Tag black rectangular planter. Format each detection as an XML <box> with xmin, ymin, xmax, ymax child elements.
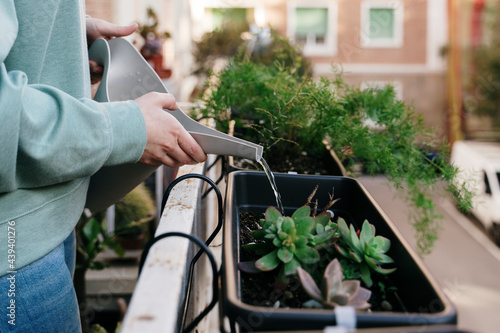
<box><xmin>221</xmin><ymin>171</ymin><xmax>457</xmax><ymax>332</ymax></box>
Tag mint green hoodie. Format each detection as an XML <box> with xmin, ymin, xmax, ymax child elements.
<box><xmin>0</xmin><ymin>0</ymin><xmax>147</xmax><ymax>276</ymax></box>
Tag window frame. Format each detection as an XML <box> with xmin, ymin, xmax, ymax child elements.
<box><xmin>287</xmin><ymin>0</ymin><xmax>338</xmax><ymax>57</ymax></box>
<box><xmin>360</xmin><ymin>0</ymin><xmax>404</xmax><ymax>48</ymax></box>
<box><xmin>193</xmin><ymin>0</ymin><xmax>259</xmax><ymax>33</ymax></box>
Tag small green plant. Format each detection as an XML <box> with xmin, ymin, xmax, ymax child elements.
<box><xmin>77</xmin><ymin>215</ymin><xmax>125</xmax><ymax>271</ymax></box>
<box><xmin>192</xmin><ymin>22</ymin><xmax>249</xmax><ymax>76</ymax></box>
<box><xmin>137</xmin><ymin>7</ymin><xmax>171</xmax><ymax>43</ymax></box>
<box><xmin>193</xmin><ymin>26</ymin><xmax>310</xmax><ymax>82</ymax></box>
<box><xmin>238</xmin><ymin>188</ymin><xmax>341</xmax><ymax>285</ymax></box>
<box><xmin>377</xmin><ymin>281</ymin><xmax>397</xmax><ymax>311</ymax></box>
<box><xmin>238</xmin><ymin>186</ymin><xmax>401</xmax><ymax>310</ymax></box>
<box><xmin>297</xmin><ymin>258</ymin><xmax>371</xmax><ymax>309</ymax></box>
<box><xmin>234</xmin><ymin>28</ymin><xmax>312</xmax><ymax>78</ymax></box>
<box><xmin>239</xmin><ymin>206</ymin><xmax>320</xmax><ymax>280</ymax></box>
<box><xmin>303</xmin><ymin>185</ymin><xmax>339</xmax><ymax>248</ymax></box>
<box><xmin>75</xmin><ymin>183</ymin><xmax>155</xmax><ymax>333</ymax></box>
<box><xmin>113</xmin><ymin>183</ymin><xmax>155</xmax><ymax>240</ymax></box>
<box><xmin>335</xmin><ymin>219</ymin><xmax>396</xmax><ymax>287</ymax></box>
<box><xmin>90</xmin><ymin>324</ymin><xmax>108</xmax><ymax>333</ymax></box>
<box><xmin>75</xmin><ymin>212</ymin><xmax>125</xmax><ymax>333</ymax></box>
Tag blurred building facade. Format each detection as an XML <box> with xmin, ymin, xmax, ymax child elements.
<box><xmin>86</xmin><ymin>0</ymin><xmax>451</xmax><ymax>138</ymax></box>
<box><xmin>452</xmin><ymin>0</ymin><xmax>500</xmax><ymax>142</ymax></box>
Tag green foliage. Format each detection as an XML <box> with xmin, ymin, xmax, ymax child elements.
<box><xmin>239</xmin><ymin>199</ymin><xmax>343</xmax><ymax>285</ymax></box>
<box><xmin>77</xmin><ymin>216</ymin><xmax>124</xmax><ymax>271</ymax></box>
<box><xmin>329</xmin><ymin>82</ymin><xmax>476</xmax><ymax>255</ymax></box>
<box><xmin>297</xmin><ymin>258</ymin><xmax>371</xmax><ymax>309</ymax></box>
<box><xmin>234</xmin><ymin>29</ymin><xmax>312</xmax><ymax>78</ymax></box>
<box><xmin>335</xmin><ymin>219</ymin><xmax>396</xmax><ymax>287</ymax></box>
<box><xmin>193</xmin><ymin>26</ymin><xmax>311</xmax><ymax>78</ymax></box>
<box><xmin>114</xmin><ymin>183</ymin><xmax>155</xmax><ymax>238</ymax></box>
<box><xmin>309</xmin><ymin>211</ymin><xmax>338</xmax><ymax>248</ymax></box>
<box><xmin>238</xmin><ymin>186</ymin><xmax>401</xmax><ymax>314</ymax></box>
<box><xmin>192</xmin><ymin>22</ymin><xmax>249</xmax><ymax>75</ymax></box>
<box><xmin>90</xmin><ymin>324</ymin><xmax>108</xmax><ymax>333</ymax></box>
<box><xmin>198</xmin><ymin>60</ymin><xmax>332</xmax><ymax>157</ymax></box>
<box><xmin>239</xmin><ymin>187</ymin><xmax>399</xmax><ymax>311</ymax></box>
<box><xmin>137</xmin><ymin>7</ymin><xmax>171</xmax><ymax>41</ymax></box>
<box><xmin>199</xmin><ymin>59</ymin><xmax>474</xmax><ymax>254</ymax></box>
<box><xmin>250</xmin><ymin>206</ymin><xmax>320</xmax><ymax>277</ymax></box>
<box><xmin>77</xmin><ymin>183</ymin><xmax>155</xmax><ymax>270</ymax></box>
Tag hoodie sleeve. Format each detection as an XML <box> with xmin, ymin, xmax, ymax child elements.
<box><xmin>0</xmin><ymin>2</ymin><xmax>147</xmax><ymax>193</ymax></box>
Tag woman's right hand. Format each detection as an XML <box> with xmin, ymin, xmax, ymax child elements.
<box><xmin>134</xmin><ymin>92</ymin><xmax>207</xmax><ymax>167</ymax></box>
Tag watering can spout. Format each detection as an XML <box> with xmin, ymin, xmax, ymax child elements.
<box><xmin>168</xmin><ymin>109</ymin><xmax>263</xmax><ymax>161</ymax></box>
<box><xmin>89</xmin><ymin>37</ymin><xmax>263</xmax><ymax>162</ymax></box>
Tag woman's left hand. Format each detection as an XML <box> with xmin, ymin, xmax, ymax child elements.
<box><xmin>86</xmin><ymin>17</ymin><xmax>138</xmax><ymax>46</ymax></box>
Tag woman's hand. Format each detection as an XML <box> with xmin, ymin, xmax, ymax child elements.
<box><xmin>135</xmin><ymin>92</ymin><xmax>207</xmax><ymax>167</ymax></box>
<box><xmin>86</xmin><ymin>17</ymin><xmax>138</xmax><ymax>46</ymax></box>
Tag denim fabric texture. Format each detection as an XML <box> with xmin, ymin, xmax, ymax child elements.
<box><xmin>0</xmin><ymin>231</ymin><xmax>81</xmax><ymax>332</ymax></box>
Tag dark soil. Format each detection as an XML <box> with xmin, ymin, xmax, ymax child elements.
<box><xmin>239</xmin><ymin>211</ymin><xmax>405</xmax><ymax>312</ymax></box>
<box><xmin>264</xmin><ymin>142</ymin><xmax>341</xmax><ymax>175</ymax></box>
<box><xmin>233</xmin><ymin>141</ymin><xmax>345</xmax><ymax>175</ymax></box>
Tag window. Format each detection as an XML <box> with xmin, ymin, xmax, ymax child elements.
<box><xmin>360</xmin><ymin>1</ymin><xmax>403</xmax><ymax>48</ymax></box>
<box><xmin>208</xmin><ymin>7</ymin><xmax>254</xmax><ymax>30</ymax></box>
<box><xmin>190</xmin><ymin>0</ymin><xmax>261</xmax><ymax>41</ymax></box>
<box><xmin>295</xmin><ymin>8</ymin><xmax>328</xmax><ymax>45</ymax></box>
<box><xmin>287</xmin><ymin>1</ymin><xmax>337</xmax><ymax>56</ymax></box>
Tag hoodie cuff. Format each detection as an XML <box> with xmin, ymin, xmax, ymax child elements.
<box><xmin>102</xmin><ymin>100</ymin><xmax>147</xmax><ymax>166</ymax></box>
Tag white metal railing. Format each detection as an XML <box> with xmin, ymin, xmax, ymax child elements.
<box><xmin>120</xmin><ymin>154</ymin><xmax>222</xmax><ymax>333</ymax></box>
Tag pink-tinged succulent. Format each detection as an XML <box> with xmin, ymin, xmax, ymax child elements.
<box><xmin>296</xmin><ymin>258</ymin><xmax>372</xmax><ymax>309</ymax></box>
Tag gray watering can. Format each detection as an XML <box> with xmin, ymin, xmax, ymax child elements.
<box><xmin>85</xmin><ymin>37</ymin><xmax>263</xmax><ymax>213</ymax></box>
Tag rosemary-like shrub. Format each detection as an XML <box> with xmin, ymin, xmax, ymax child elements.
<box><xmin>197</xmin><ymin>58</ymin><xmax>473</xmax><ymax>255</ymax></box>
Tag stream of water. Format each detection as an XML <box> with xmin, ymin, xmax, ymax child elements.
<box><xmin>258</xmin><ymin>158</ymin><xmax>285</xmax><ymax>215</ymax></box>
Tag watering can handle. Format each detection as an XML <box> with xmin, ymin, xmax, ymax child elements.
<box><xmin>89</xmin><ymin>37</ymin><xmax>263</xmax><ymax>162</ymax></box>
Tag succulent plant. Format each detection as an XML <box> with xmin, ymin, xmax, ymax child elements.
<box><xmin>240</xmin><ymin>206</ymin><xmax>321</xmax><ymax>277</ymax></box>
<box><xmin>304</xmin><ymin>185</ymin><xmax>340</xmax><ymax>248</ymax></box>
<box><xmin>297</xmin><ymin>258</ymin><xmax>371</xmax><ymax>309</ymax></box>
<box><xmin>304</xmin><ymin>212</ymin><xmax>338</xmax><ymax>253</ymax></box>
<box><xmin>335</xmin><ymin>219</ymin><xmax>396</xmax><ymax>287</ymax></box>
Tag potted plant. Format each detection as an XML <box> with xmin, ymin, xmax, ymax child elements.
<box><xmin>136</xmin><ymin>7</ymin><xmax>172</xmax><ymax>79</ymax></box>
<box><xmin>221</xmin><ymin>171</ymin><xmax>457</xmax><ymax>332</ymax></box>
<box><xmin>113</xmin><ymin>183</ymin><xmax>156</xmax><ymax>251</ymax></box>
<box><xmin>195</xmin><ymin>32</ymin><xmax>330</xmax><ymax>175</ymax></box>
<box><xmin>75</xmin><ymin>211</ymin><xmax>125</xmax><ymax>333</ymax></box>
<box><xmin>196</xmin><ymin>56</ymin><xmax>473</xmax><ymax>255</ymax></box>
<box><xmin>74</xmin><ymin>182</ymin><xmax>155</xmax><ymax>332</ymax></box>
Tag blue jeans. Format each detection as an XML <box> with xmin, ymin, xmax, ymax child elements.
<box><xmin>0</xmin><ymin>231</ymin><xmax>81</xmax><ymax>333</ymax></box>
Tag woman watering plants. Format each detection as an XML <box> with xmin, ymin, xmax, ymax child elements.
<box><xmin>0</xmin><ymin>1</ymin><xmax>206</xmax><ymax>332</ymax></box>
